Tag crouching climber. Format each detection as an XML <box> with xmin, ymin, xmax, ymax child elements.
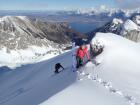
<box><xmin>54</xmin><ymin>63</ymin><xmax>64</xmax><ymax>74</ymax></box>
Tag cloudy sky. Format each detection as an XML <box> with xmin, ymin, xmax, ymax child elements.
<box><xmin>0</xmin><ymin>0</ymin><xmax>140</xmax><ymax>10</ymax></box>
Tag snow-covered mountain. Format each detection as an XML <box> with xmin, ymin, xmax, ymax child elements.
<box><xmin>0</xmin><ymin>16</ymin><xmax>84</xmax><ymax>68</ymax></box>
<box><xmin>87</xmin><ymin>15</ymin><xmax>140</xmax><ymax>43</ymax></box>
<box><xmin>132</xmin><ymin>15</ymin><xmax>140</xmax><ymax>26</ymax></box>
<box><xmin>89</xmin><ymin>18</ymin><xmax>123</xmax><ymax>35</ymax></box>
<box><xmin>121</xmin><ymin>19</ymin><xmax>140</xmax><ymax>42</ymax></box>
<box><xmin>87</xmin><ymin>18</ymin><xmax>124</xmax><ymax>41</ymax></box>
<box><xmin>1</xmin><ymin>32</ymin><xmax>140</xmax><ymax>105</ymax></box>
<box><xmin>0</xmin><ymin>16</ymin><xmax>71</xmax><ymax>49</ymax></box>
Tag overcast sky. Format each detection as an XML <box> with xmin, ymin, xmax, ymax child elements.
<box><xmin>0</xmin><ymin>0</ymin><xmax>140</xmax><ymax>10</ymax></box>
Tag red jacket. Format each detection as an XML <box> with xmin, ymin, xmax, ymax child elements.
<box><xmin>76</xmin><ymin>47</ymin><xmax>90</xmax><ymax>60</ymax></box>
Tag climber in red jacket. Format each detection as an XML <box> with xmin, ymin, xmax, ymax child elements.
<box><xmin>76</xmin><ymin>44</ymin><xmax>90</xmax><ymax>68</ymax></box>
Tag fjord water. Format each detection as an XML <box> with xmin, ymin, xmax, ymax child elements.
<box><xmin>69</xmin><ymin>21</ymin><xmax>107</xmax><ymax>33</ymax></box>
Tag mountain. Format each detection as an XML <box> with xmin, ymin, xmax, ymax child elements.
<box><xmin>0</xmin><ymin>16</ymin><xmax>85</xmax><ymax>68</ymax></box>
<box><xmin>121</xmin><ymin>19</ymin><xmax>140</xmax><ymax>42</ymax></box>
<box><xmin>88</xmin><ymin>18</ymin><xmax>123</xmax><ymax>34</ymax></box>
<box><xmin>0</xmin><ymin>10</ymin><xmax>136</xmax><ymax>34</ymax></box>
<box><xmin>87</xmin><ymin>15</ymin><xmax>140</xmax><ymax>43</ymax></box>
<box><xmin>86</xmin><ymin>18</ymin><xmax>123</xmax><ymax>41</ymax></box>
<box><xmin>0</xmin><ymin>16</ymin><xmax>73</xmax><ymax>49</ymax></box>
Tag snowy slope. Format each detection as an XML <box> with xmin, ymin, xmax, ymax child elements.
<box><xmin>40</xmin><ymin>79</ymin><xmax>129</xmax><ymax>105</ymax></box>
<box><xmin>41</xmin><ymin>33</ymin><xmax>140</xmax><ymax>105</ymax></box>
<box><xmin>1</xmin><ymin>32</ymin><xmax>140</xmax><ymax>105</ymax></box>
<box><xmin>0</xmin><ymin>49</ymin><xmax>130</xmax><ymax>105</ymax></box>
<box><xmin>0</xmin><ymin>51</ymin><xmax>75</xmax><ymax>105</ymax></box>
<box><xmin>92</xmin><ymin>33</ymin><xmax>140</xmax><ymax>103</ymax></box>
<box><xmin>0</xmin><ymin>46</ymin><xmax>63</xmax><ymax>69</ymax></box>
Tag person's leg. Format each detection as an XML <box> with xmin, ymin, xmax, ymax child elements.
<box><xmin>55</xmin><ymin>66</ymin><xmax>59</xmax><ymax>73</ymax></box>
<box><xmin>79</xmin><ymin>58</ymin><xmax>83</xmax><ymax>66</ymax></box>
<box><xmin>55</xmin><ymin>69</ymin><xmax>59</xmax><ymax>73</ymax></box>
<box><xmin>76</xmin><ymin>57</ymin><xmax>80</xmax><ymax>68</ymax></box>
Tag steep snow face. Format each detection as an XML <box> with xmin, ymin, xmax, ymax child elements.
<box><xmin>123</xmin><ymin>19</ymin><xmax>139</xmax><ymax>31</ymax></box>
<box><xmin>121</xmin><ymin>19</ymin><xmax>140</xmax><ymax>42</ymax></box>
<box><xmin>133</xmin><ymin>15</ymin><xmax>140</xmax><ymax>25</ymax></box>
<box><xmin>91</xmin><ymin>32</ymin><xmax>140</xmax><ymax>102</ymax></box>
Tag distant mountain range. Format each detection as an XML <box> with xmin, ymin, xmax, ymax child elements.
<box><xmin>2</xmin><ymin>9</ymin><xmax>140</xmax><ymax>23</ymax></box>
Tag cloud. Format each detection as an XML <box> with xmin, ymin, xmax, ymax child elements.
<box><xmin>100</xmin><ymin>5</ymin><xmax>107</xmax><ymax>10</ymax></box>
<box><xmin>80</xmin><ymin>0</ymin><xmax>140</xmax><ymax>10</ymax></box>
<box><xmin>114</xmin><ymin>0</ymin><xmax>140</xmax><ymax>9</ymax></box>
<box><xmin>27</xmin><ymin>3</ymin><xmax>48</xmax><ymax>10</ymax></box>
<box><xmin>0</xmin><ymin>0</ymin><xmax>48</xmax><ymax>10</ymax></box>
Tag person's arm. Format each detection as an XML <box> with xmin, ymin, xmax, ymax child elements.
<box><xmin>61</xmin><ymin>65</ymin><xmax>64</xmax><ymax>70</ymax></box>
<box><xmin>85</xmin><ymin>49</ymin><xmax>90</xmax><ymax>60</ymax></box>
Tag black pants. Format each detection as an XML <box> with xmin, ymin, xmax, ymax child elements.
<box><xmin>76</xmin><ymin>57</ymin><xmax>83</xmax><ymax>68</ymax></box>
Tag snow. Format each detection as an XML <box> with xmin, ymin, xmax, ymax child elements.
<box><xmin>113</xmin><ymin>18</ymin><xmax>123</xmax><ymax>24</ymax></box>
<box><xmin>123</xmin><ymin>19</ymin><xmax>139</xmax><ymax>31</ymax></box>
<box><xmin>0</xmin><ymin>46</ymin><xmax>61</xmax><ymax>69</ymax></box>
<box><xmin>0</xmin><ymin>50</ymin><xmax>130</xmax><ymax>105</ymax></box>
<box><xmin>40</xmin><ymin>79</ymin><xmax>129</xmax><ymax>105</ymax></box>
<box><xmin>0</xmin><ymin>16</ymin><xmax>43</xmax><ymax>34</ymax></box>
<box><xmin>0</xmin><ymin>16</ymin><xmax>70</xmax><ymax>69</ymax></box>
<box><xmin>91</xmin><ymin>32</ymin><xmax>140</xmax><ymax>103</ymax></box>
<box><xmin>134</xmin><ymin>15</ymin><xmax>140</xmax><ymax>25</ymax></box>
<box><xmin>0</xmin><ymin>16</ymin><xmax>28</xmax><ymax>22</ymax></box>
<box><xmin>0</xmin><ymin>32</ymin><xmax>140</xmax><ymax>105</ymax></box>
<box><xmin>16</xmin><ymin>16</ymin><xmax>28</xmax><ymax>20</ymax></box>
<box><xmin>0</xmin><ymin>50</ymin><xmax>75</xmax><ymax>105</ymax></box>
<box><xmin>41</xmin><ymin>32</ymin><xmax>140</xmax><ymax>105</ymax></box>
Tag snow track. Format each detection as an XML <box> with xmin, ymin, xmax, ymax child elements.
<box><xmin>78</xmin><ymin>67</ymin><xmax>140</xmax><ymax>105</ymax></box>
